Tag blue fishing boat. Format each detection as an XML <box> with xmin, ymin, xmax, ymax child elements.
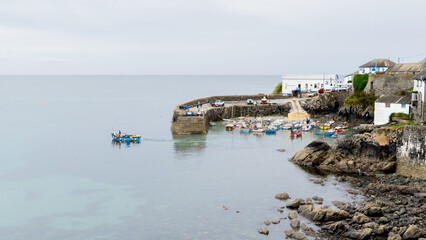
<box><xmin>240</xmin><ymin>128</ymin><xmax>251</xmax><ymax>133</ymax></box>
<box><xmin>265</xmin><ymin>128</ymin><xmax>277</xmax><ymax>134</ymax></box>
<box><xmin>111</xmin><ymin>132</ymin><xmax>141</xmax><ymax>142</ymax></box>
<box><xmin>314</xmin><ymin>131</ymin><xmax>334</xmax><ymax>137</ymax></box>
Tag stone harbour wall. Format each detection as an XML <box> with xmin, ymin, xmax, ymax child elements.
<box><xmin>397</xmin><ymin>125</ymin><xmax>426</xmax><ymax>178</ymax></box>
<box><xmin>171</xmin><ymin>95</ymin><xmax>292</xmax><ymax>135</ymax></box>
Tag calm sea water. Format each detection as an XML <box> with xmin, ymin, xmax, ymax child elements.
<box><xmin>0</xmin><ymin>75</ymin><xmax>355</xmax><ymax>240</ymax></box>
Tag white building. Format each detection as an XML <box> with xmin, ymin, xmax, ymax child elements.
<box><xmin>374</xmin><ymin>95</ymin><xmax>411</xmax><ymax>125</ymax></box>
<box><xmin>411</xmin><ymin>69</ymin><xmax>426</xmax><ymax>122</ymax></box>
<box><xmin>343</xmin><ymin>71</ymin><xmax>358</xmax><ymax>87</ymax></box>
<box><xmin>359</xmin><ymin>59</ymin><xmax>396</xmax><ymax>74</ymax></box>
<box><xmin>413</xmin><ymin>69</ymin><xmax>426</xmax><ymax>103</ymax></box>
<box><xmin>281</xmin><ymin>74</ymin><xmax>338</xmax><ymax>95</ymax></box>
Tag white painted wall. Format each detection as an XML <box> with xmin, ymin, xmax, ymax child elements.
<box><xmin>374</xmin><ymin>102</ymin><xmax>410</xmax><ymax>125</ymax></box>
<box><xmin>281</xmin><ymin>74</ymin><xmax>337</xmax><ymax>95</ymax></box>
<box><xmin>359</xmin><ymin>66</ymin><xmax>388</xmax><ymax>74</ymax></box>
<box><xmin>413</xmin><ymin>79</ymin><xmax>426</xmax><ymax>103</ymax></box>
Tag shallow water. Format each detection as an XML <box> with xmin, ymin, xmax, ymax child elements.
<box><xmin>0</xmin><ymin>75</ymin><xmax>356</xmax><ymax>240</ymax></box>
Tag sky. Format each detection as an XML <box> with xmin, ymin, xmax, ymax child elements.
<box><xmin>0</xmin><ymin>0</ymin><xmax>425</xmax><ymax>75</ymax></box>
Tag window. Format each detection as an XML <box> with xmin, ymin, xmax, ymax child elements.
<box><xmin>385</xmin><ymin>103</ymin><xmax>391</xmax><ymax>108</ymax></box>
<box><xmin>402</xmin><ymin>104</ymin><xmax>406</xmax><ymax>108</ymax></box>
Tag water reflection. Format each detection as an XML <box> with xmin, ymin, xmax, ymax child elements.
<box><xmin>111</xmin><ymin>140</ymin><xmax>141</xmax><ymax>149</ymax></box>
<box><xmin>172</xmin><ymin>134</ymin><xmax>206</xmax><ymax>157</ymax></box>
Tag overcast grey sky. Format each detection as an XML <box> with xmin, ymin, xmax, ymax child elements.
<box><xmin>0</xmin><ymin>0</ymin><xmax>425</xmax><ymax>75</ymax></box>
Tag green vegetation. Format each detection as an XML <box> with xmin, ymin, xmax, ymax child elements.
<box><xmin>396</xmin><ymin>88</ymin><xmax>414</xmax><ymax>96</ymax></box>
<box><xmin>390</xmin><ymin>122</ymin><xmax>419</xmax><ymax>129</ymax></box>
<box><xmin>389</xmin><ymin>112</ymin><xmax>412</xmax><ymax>123</ymax></box>
<box><xmin>344</xmin><ymin>91</ymin><xmax>377</xmax><ymax>108</ymax></box>
<box><xmin>272</xmin><ymin>82</ymin><xmax>282</xmax><ymax>94</ymax></box>
<box><xmin>388</xmin><ymin>112</ymin><xmax>418</xmax><ymax>128</ymax></box>
<box><xmin>352</xmin><ymin>74</ymin><xmax>369</xmax><ymax>92</ymax></box>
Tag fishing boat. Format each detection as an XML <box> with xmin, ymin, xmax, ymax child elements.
<box><xmin>240</xmin><ymin>128</ymin><xmax>251</xmax><ymax>133</ymax></box>
<box><xmin>252</xmin><ymin>128</ymin><xmax>265</xmax><ymax>134</ymax></box>
<box><xmin>302</xmin><ymin>124</ymin><xmax>315</xmax><ymax>131</ymax></box>
<box><xmin>225</xmin><ymin>123</ymin><xmax>235</xmax><ymax>131</ymax></box>
<box><xmin>341</xmin><ymin>122</ymin><xmax>349</xmax><ymax>129</ymax></box>
<box><xmin>314</xmin><ymin>131</ymin><xmax>334</xmax><ymax>137</ymax></box>
<box><xmin>290</xmin><ymin>129</ymin><xmax>302</xmax><ymax>138</ymax></box>
<box><xmin>111</xmin><ymin>132</ymin><xmax>141</xmax><ymax>142</ymax></box>
<box><xmin>334</xmin><ymin>126</ymin><xmax>343</xmax><ymax>133</ymax></box>
<box><xmin>323</xmin><ymin>131</ymin><xmax>335</xmax><ymax>137</ymax></box>
<box><xmin>319</xmin><ymin>125</ymin><xmax>330</xmax><ymax>130</ymax></box>
<box><xmin>265</xmin><ymin>127</ymin><xmax>277</xmax><ymax>134</ymax></box>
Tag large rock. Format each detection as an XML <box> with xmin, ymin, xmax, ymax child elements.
<box><xmin>346</xmin><ymin>228</ymin><xmax>373</xmax><ymax>240</ymax></box>
<box><xmin>289</xmin><ymin>127</ymin><xmax>401</xmax><ymax>175</ymax></box>
<box><xmin>322</xmin><ymin>221</ymin><xmax>350</xmax><ymax>232</ymax></box>
<box><xmin>299</xmin><ymin>206</ymin><xmax>349</xmax><ymax>222</ymax></box>
<box><xmin>357</xmin><ymin>202</ymin><xmax>382</xmax><ymax>216</ymax></box>
<box><xmin>286</xmin><ymin>198</ymin><xmax>306</xmax><ymax>209</ymax></box>
<box><xmin>275</xmin><ymin>192</ymin><xmax>290</xmax><ymax>200</ymax></box>
<box><xmin>290</xmin><ymin>219</ymin><xmax>300</xmax><ymax>229</ymax></box>
<box><xmin>288</xmin><ymin>210</ymin><xmax>298</xmax><ymax>220</ymax></box>
<box><xmin>388</xmin><ymin>232</ymin><xmax>402</xmax><ymax>240</ymax></box>
<box><xmin>285</xmin><ymin>229</ymin><xmax>308</xmax><ymax>240</ymax></box>
<box><xmin>403</xmin><ymin>225</ymin><xmax>426</xmax><ymax>239</ymax></box>
<box><xmin>258</xmin><ymin>227</ymin><xmax>269</xmax><ymax>235</ymax></box>
<box><xmin>352</xmin><ymin>213</ymin><xmax>371</xmax><ymax>224</ymax></box>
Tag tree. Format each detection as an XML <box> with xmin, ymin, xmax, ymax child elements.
<box><xmin>353</xmin><ymin>74</ymin><xmax>369</xmax><ymax>92</ymax></box>
<box><xmin>272</xmin><ymin>82</ymin><xmax>282</xmax><ymax>94</ymax></box>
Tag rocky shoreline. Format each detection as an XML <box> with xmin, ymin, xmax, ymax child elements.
<box><xmin>258</xmin><ymin>93</ymin><xmax>426</xmax><ymax>239</ymax></box>
<box><xmin>260</xmin><ymin>174</ymin><xmax>425</xmax><ymax>239</ymax></box>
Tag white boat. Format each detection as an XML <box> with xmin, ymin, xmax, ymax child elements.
<box><xmin>282</xmin><ymin>123</ymin><xmax>292</xmax><ymax>130</ymax></box>
<box><xmin>252</xmin><ymin>128</ymin><xmax>265</xmax><ymax>134</ymax></box>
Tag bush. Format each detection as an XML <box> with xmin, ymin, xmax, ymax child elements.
<box><xmin>272</xmin><ymin>82</ymin><xmax>282</xmax><ymax>94</ymax></box>
<box><xmin>353</xmin><ymin>74</ymin><xmax>369</xmax><ymax>92</ymax></box>
<box><xmin>344</xmin><ymin>91</ymin><xmax>377</xmax><ymax>108</ymax></box>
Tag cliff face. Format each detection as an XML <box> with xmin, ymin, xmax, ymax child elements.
<box><xmin>303</xmin><ymin>92</ymin><xmax>341</xmax><ymax>114</ymax></box>
<box><xmin>397</xmin><ymin>125</ymin><xmax>426</xmax><ymax>178</ymax></box>
<box><xmin>302</xmin><ymin>92</ymin><xmax>373</xmax><ymax>124</ymax></box>
<box><xmin>290</xmin><ymin>126</ymin><xmax>402</xmax><ymax>175</ymax></box>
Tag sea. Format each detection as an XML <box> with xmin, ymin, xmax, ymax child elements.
<box><xmin>0</xmin><ymin>75</ymin><xmax>356</xmax><ymax>240</ymax></box>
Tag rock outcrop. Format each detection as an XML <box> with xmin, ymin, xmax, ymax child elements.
<box><xmin>301</xmin><ymin>92</ymin><xmax>373</xmax><ymax>124</ymax></box>
<box><xmin>289</xmin><ymin>127</ymin><xmax>403</xmax><ymax>175</ymax></box>
<box><xmin>303</xmin><ymin>92</ymin><xmax>341</xmax><ymax>114</ymax></box>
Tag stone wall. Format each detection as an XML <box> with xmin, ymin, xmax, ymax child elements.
<box><xmin>397</xmin><ymin>125</ymin><xmax>426</xmax><ymax>178</ymax></box>
<box><xmin>365</xmin><ymin>73</ymin><xmax>415</xmax><ymax>97</ymax></box>
<box><xmin>180</xmin><ymin>94</ymin><xmax>289</xmax><ymax>108</ymax></box>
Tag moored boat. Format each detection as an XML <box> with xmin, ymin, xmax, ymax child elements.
<box><xmin>252</xmin><ymin>128</ymin><xmax>265</xmax><ymax>134</ymax></box>
<box><xmin>265</xmin><ymin>127</ymin><xmax>277</xmax><ymax>134</ymax></box>
<box><xmin>290</xmin><ymin>130</ymin><xmax>302</xmax><ymax>138</ymax></box>
<box><xmin>225</xmin><ymin>123</ymin><xmax>235</xmax><ymax>131</ymax></box>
